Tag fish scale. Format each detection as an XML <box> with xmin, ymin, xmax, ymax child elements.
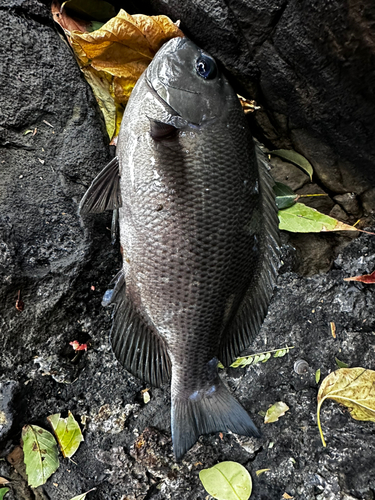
<box><xmin>80</xmin><ymin>37</ymin><xmax>279</xmax><ymax>460</ymax></box>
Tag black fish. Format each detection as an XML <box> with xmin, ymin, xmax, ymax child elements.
<box><xmin>80</xmin><ymin>37</ymin><xmax>279</xmax><ymax>460</ymax></box>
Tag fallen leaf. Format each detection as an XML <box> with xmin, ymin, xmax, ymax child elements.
<box><xmin>22</xmin><ymin>425</ymin><xmax>59</xmax><ymax>488</ymax></box>
<box><xmin>69</xmin><ymin>488</ymin><xmax>96</xmax><ymax>500</ymax></box>
<box><xmin>255</xmin><ymin>469</ymin><xmax>270</xmax><ymax>476</ymax></box>
<box><xmin>51</xmin><ymin>0</ymin><xmax>93</xmax><ymax>32</ymax></box>
<box><xmin>142</xmin><ymin>390</ymin><xmax>150</xmax><ymax>404</ymax></box>
<box><xmin>317</xmin><ymin>368</ymin><xmax>375</xmax><ymax>447</ymax></box>
<box><xmin>264</xmin><ymin>402</ymin><xmax>289</xmax><ymax>424</ymax></box>
<box><xmin>315</xmin><ymin>369</ymin><xmax>321</xmax><ymax>384</ymax></box>
<box><xmin>344</xmin><ymin>270</ymin><xmax>375</xmax><ymax>284</ymax></box>
<box><xmin>273</xmin><ymin>182</ymin><xmax>298</xmax><ymax>210</ymax></box>
<box><xmin>223</xmin><ymin>346</ymin><xmax>294</xmax><ymax>369</ymax></box>
<box><xmin>330</xmin><ymin>321</ymin><xmax>336</xmax><ymax>339</ymax></box>
<box><xmin>282</xmin><ymin>493</ymin><xmax>294</xmax><ymax>499</ymax></box>
<box><xmin>70</xmin><ymin>340</ymin><xmax>88</xmax><ymax>351</ymax></box>
<box><xmin>47</xmin><ymin>412</ymin><xmax>84</xmax><ymax>458</ymax></box>
<box><xmin>199</xmin><ymin>461</ymin><xmax>252</xmax><ymax>500</ymax></box>
<box><xmin>0</xmin><ymin>480</ymin><xmax>8</xmax><ymax>486</ymax></box>
<box><xmin>0</xmin><ymin>488</ymin><xmax>9</xmax><ymax>500</ymax></box>
<box><xmin>278</xmin><ymin>203</ymin><xmax>360</xmax><ymax>233</ymax></box>
<box><xmin>269</xmin><ymin>149</ymin><xmax>313</xmax><ymax>180</ymax></box>
<box><xmin>237</xmin><ymin>95</ymin><xmax>260</xmax><ymax>114</ymax></box>
<box><xmin>15</xmin><ymin>290</ymin><xmax>24</xmax><ymax>312</ymax></box>
<box><xmin>63</xmin><ymin>9</ymin><xmax>183</xmax><ymax>140</ymax></box>
<box><xmin>335</xmin><ymin>357</ymin><xmax>349</xmax><ymax>369</ymax></box>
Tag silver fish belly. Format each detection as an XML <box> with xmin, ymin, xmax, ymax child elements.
<box><xmin>80</xmin><ymin>37</ymin><xmax>279</xmax><ymax>460</ymax></box>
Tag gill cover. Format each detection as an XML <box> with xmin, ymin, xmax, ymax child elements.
<box><xmin>146</xmin><ymin>37</ymin><xmax>235</xmax><ymax>125</ymax></box>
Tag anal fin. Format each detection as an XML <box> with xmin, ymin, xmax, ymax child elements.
<box><xmin>106</xmin><ymin>271</ymin><xmax>171</xmax><ymax>387</ymax></box>
<box><xmin>79</xmin><ymin>156</ymin><xmax>122</xmax><ymax>214</ymax></box>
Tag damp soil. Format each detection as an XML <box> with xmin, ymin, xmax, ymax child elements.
<box><xmin>1</xmin><ymin>2</ymin><xmax>375</xmax><ymax>500</ymax></box>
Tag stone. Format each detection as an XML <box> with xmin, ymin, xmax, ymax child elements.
<box><xmin>269</xmin><ymin>156</ymin><xmax>310</xmax><ymax>191</ymax></box>
<box><xmin>360</xmin><ymin>188</ymin><xmax>375</xmax><ymax>216</ymax></box>
<box><xmin>329</xmin><ymin>204</ymin><xmax>350</xmax><ymax>223</ymax></box>
<box><xmin>333</xmin><ymin>193</ymin><xmax>362</xmax><ymax>217</ymax></box>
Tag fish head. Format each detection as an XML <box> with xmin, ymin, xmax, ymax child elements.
<box><xmin>146</xmin><ymin>37</ymin><xmax>236</xmax><ymax>126</ymax></box>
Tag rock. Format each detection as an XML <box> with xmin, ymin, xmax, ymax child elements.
<box><xmin>269</xmin><ymin>156</ymin><xmax>310</xmax><ymax>191</ymax></box>
<box><xmin>0</xmin><ymin>381</ymin><xmax>18</xmax><ymax>446</ymax></box>
<box><xmin>291</xmin><ymin>128</ymin><xmax>369</xmax><ymax>195</ymax></box>
<box><xmin>329</xmin><ymin>204</ymin><xmax>350</xmax><ymax>223</ymax></box>
<box><xmin>333</xmin><ymin>193</ymin><xmax>362</xmax><ymax>217</ymax></box>
<box><xmin>360</xmin><ymin>188</ymin><xmax>375</xmax><ymax>216</ymax></box>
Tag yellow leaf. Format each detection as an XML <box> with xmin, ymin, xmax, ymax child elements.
<box><xmin>65</xmin><ymin>9</ymin><xmax>183</xmax><ymax>140</ymax></box>
<box><xmin>282</xmin><ymin>494</ymin><xmax>294</xmax><ymax>499</ymax></box>
<box><xmin>255</xmin><ymin>469</ymin><xmax>270</xmax><ymax>476</ymax></box>
<box><xmin>317</xmin><ymin>368</ymin><xmax>375</xmax><ymax>447</ymax></box>
<box><xmin>264</xmin><ymin>401</ymin><xmax>289</xmax><ymax>424</ymax></box>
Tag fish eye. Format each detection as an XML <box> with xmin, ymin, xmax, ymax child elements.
<box><xmin>195</xmin><ymin>55</ymin><xmax>217</xmax><ymax>80</ymax></box>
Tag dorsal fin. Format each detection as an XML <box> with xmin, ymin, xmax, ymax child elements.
<box><xmin>79</xmin><ymin>157</ymin><xmax>122</xmax><ymax>214</ymax></box>
<box><xmin>219</xmin><ymin>145</ymin><xmax>280</xmax><ymax>366</ymax></box>
<box><xmin>106</xmin><ymin>271</ymin><xmax>172</xmax><ymax>387</ymax></box>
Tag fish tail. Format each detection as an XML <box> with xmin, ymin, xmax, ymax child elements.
<box><xmin>171</xmin><ymin>379</ymin><xmax>260</xmax><ymax>461</ymax></box>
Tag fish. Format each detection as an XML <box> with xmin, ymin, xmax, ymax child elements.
<box><xmin>79</xmin><ymin>37</ymin><xmax>279</xmax><ymax>461</ymax></box>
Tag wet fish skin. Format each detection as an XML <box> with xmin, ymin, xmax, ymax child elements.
<box><xmin>80</xmin><ymin>37</ymin><xmax>279</xmax><ymax>460</ymax></box>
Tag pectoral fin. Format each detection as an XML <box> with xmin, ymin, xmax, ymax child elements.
<box><xmin>149</xmin><ymin>119</ymin><xmax>179</xmax><ymax>142</ymax></box>
<box><xmin>79</xmin><ymin>156</ymin><xmax>122</xmax><ymax>214</ymax></box>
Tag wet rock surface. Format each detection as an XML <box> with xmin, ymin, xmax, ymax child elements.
<box><xmin>1</xmin><ymin>1</ymin><xmax>375</xmax><ymax>500</ymax></box>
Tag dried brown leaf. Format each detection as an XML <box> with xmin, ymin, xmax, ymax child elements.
<box><xmin>344</xmin><ymin>269</ymin><xmax>375</xmax><ymax>284</ymax></box>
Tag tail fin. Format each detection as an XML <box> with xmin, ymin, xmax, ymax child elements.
<box><xmin>171</xmin><ymin>379</ymin><xmax>260</xmax><ymax>461</ymax></box>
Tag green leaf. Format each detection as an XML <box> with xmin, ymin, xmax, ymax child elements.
<box><xmin>315</xmin><ymin>369</ymin><xmax>321</xmax><ymax>384</ymax></box>
<box><xmin>273</xmin><ymin>182</ymin><xmax>298</xmax><ymax>210</ymax></box>
<box><xmin>47</xmin><ymin>411</ymin><xmax>84</xmax><ymax>459</ymax></box>
<box><xmin>317</xmin><ymin>368</ymin><xmax>375</xmax><ymax>447</ymax></box>
<box><xmin>61</xmin><ymin>0</ymin><xmax>116</xmax><ymax>22</ymax></box>
<box><xmin>335</xmin><ymin>358</ymin><xmax>349</xmax><ymax>369</ymax></box>
<box><xmin>87</xmin><ymin>21</ymin><xmax>105</xmax><ymax>32</ymax></box>
<box><xmin>69</xmin><ymin>488</ymin><xmax>96</xmax><ymax>500</ymax></box>
<box><xmin>0</xmin><ymin>488</ymin><xmax>9</xmax><ymax>500</ymax></box>
<box><xmin>227</xmin><ymin>346</ymin><xmax>294</xmax><ymax>369</ymax></box>
<box><xmin>22</xmin><ymin>425</ymin><xmax>59</xmax><ymax>488</ymax></box>
<box><xmin>264</xmin><ymin>402</ymin><xmax>289</xmax><ymax>424</ymax></box>
<box><xmin>199</xmin><ymin>461</ymin><xmax>252</xmax><ymax>500</ymax></box>
<box><xmin>269</xmin><ymin>149</ymin><xmax>313</xmax><ymax>180</ymax></box>
<box><xmin>278</xmin><ymin>203</ymin><xmax>359</xmax><ymax>233</ymax></box>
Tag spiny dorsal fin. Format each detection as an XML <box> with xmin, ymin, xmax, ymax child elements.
<box><xmin>219</xmin><ymin>145</ymin><xmax>280</xmax><ymax>366</ymax></box>
<box><xmin>79</xmin><ymin>156</ymin><xmax>122</xmax><ymax>214</ymax></box>
<box><xmin>107</xmin><ymin>271</ymin><xmax>171</xmax><ymax>387</ymax></box>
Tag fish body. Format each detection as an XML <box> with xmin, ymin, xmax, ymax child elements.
<box><xmin>80</xmin><ymin>37</ymin><xmax>279</xmax><ymax>460</ymax></box>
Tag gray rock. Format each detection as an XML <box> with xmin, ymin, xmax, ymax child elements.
<box><xmin>333</xmin><ymin>193</ymin><xmax>362</xmax><ymax>217</ymax></box>
<box><xmin>329</xmin><ymin>204</ymin><xmax>350</xmax><ymax>223</ymax></box>
<box><xmin>269</xmin><ymin>156</ymin><xmax>310</xmax><ymax>191</ymax></box>
<box><xmin>0</xmin><ymin>381</ymin><xmax>18</xmax><ymax>445</ymax></box>
<box><xmin>360</xmin><ymin>188</ymin><xmax>375</xmax><ymax>215</ymax></box>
